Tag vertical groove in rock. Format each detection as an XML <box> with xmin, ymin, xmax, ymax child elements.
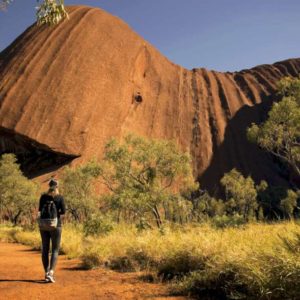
<box><xmin>211</xmin><ymin>71</ymin><xmax>232</xmax><ymax>120</ymax></box>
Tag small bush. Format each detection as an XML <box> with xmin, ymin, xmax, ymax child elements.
<box><xmin>81</xmin><ymin>250</ymin><xmax>104</xmax><ymax>269</ymax></box>
<box><xmin>83</xmin><ymin>215</ymin><xmax>114</xmax><ymax>237</ymax></box>
<box><xmin>212</xmin><ymin>214</ymin><xmax>247</xmax><ymax>229</ymax></box>
<box><xmin>157</xmin><ymin>250</ymin><xmax>208</xmax><ymax>280</ymax></box>
<box><xmin>0</xmin><ymin>223</ymin><xmax>21</xmax><ymax>242</ymax></box>
<box><xmin>108</xmin><ymin>256</ymin><xmax>135</xmax><ymax>272</ymax></box>
<box><xmin>0</xmin><ymin>154</ymin><xmax>38</xmax><ymax>225</ymax></box>
<box><xmin>173</xmin><ymin>267</ymin><xmax>250</xmax><ymax>300</ymax></box>
<box><xmin>125</xmin><ymin>247</ymin><xmax>156</xmax><ymax>270</ymax></box>
<box><xmin>136</xmin><ymin>218</ymin><xmax>152</xmax><ymax>232</ymax></box>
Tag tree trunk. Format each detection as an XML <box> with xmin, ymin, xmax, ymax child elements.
<box><xmin>163</xmin><ymin>202</ymin><xmax>170</xmax><ymax>221</ymax></box>
<box><xmin>152</xmin><ymin>206</ymin><xmax>162</xmax><ymax>228</ymax></box>
<box><xmin>13</xmin><ymin>210</ymin><xmax>22</xmax><ymax>225</ymax></box>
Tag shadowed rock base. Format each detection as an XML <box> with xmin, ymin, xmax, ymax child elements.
<box><xmin>0</xmin><ymin>127</ymin><xmax>78</xmax><ymax>178</ymax></box>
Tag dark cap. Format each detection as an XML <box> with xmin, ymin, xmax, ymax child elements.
<box><xmin>49</xmin><ymin>179</ymin><xmax>58</xmax><ymax>187</ymax></box>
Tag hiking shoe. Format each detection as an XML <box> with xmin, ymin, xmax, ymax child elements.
<box><xmin>47</xmin><ymin>270</ymin><xmax>55</xmax><ymax>283</ymax></box>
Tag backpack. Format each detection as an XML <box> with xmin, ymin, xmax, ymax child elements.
<box><xmin>38</xmin><ymin>195</ymin><xmax>58</xmax><ymax>230</ymax></box>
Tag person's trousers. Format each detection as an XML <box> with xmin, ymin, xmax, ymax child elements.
<box><xmin>40</xmin><ymin>227</ymin><xmax>62</xmax><ymax>272</ymax></box>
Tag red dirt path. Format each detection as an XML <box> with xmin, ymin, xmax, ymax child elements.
<box><xmin>0</xmin><ymin>243</ymin><xmax>187</xmax><ymax>300</ymax></box>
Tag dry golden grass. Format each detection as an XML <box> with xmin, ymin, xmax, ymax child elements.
<box><xmin>79</xmin><ymin>221</ymin><xmax>300</xmax><ymax>298</ymax></box>
<box><xmin>1</xmin><ymin>221</ymin><xmax>299</xmax><ymax>299</ymax></box>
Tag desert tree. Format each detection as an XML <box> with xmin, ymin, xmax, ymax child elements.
<box><xmin>247</xmin><ymin>77</ymin><xmax>300</xmax><ymax>184</ymax></box>
<box><xmin>221</xmin><ymin>169</ymin><xmax>258</xmax><ymax>220</ymax></box>
<box><xmin>189</xmin><ymin>191</ymin><xmax>225</xmax><ymax>221</ymax></box>
<box><xmin>98</xmin><ymin>134</ymin><xmax>197</xmax><ymax>228</ymax></box>
<box><xmin>280</xmin><ymin>189</ymin><xmax>298</xmax><ymax>219</ymax></box>
<box><xmin>60</xmin><ymin>160</ymin><xmax>101</xmax><ymax>222</ymax></box>
<box><xmin>0</xmin><ymin>154</ymin><xmax>38</xmax><ymax>225</ymax></box>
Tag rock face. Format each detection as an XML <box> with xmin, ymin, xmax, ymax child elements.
<box><xmin>0</xmin><ymin>5</ymin><xmax>300</xmax><ymax>190</ymax></box>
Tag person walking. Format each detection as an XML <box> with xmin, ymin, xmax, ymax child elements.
<box><xmin>38</xmin><ymin>179</ymin><xmax>65</xmax><ymax>283</ymax></box>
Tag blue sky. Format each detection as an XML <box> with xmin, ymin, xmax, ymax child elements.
<box><xmin>0</xmin><ymin>0</ymin><xmax>299</xmax><ymax>71</ymax></box>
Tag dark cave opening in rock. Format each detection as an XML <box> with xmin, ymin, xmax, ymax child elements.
<box><xmin>0</xmin><ymin>128</ymin><xmax>79</xmax><ymax>178</ymax></box>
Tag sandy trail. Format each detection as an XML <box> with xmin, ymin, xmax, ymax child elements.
<box><xmin>0</xmin><ymin>243</ymin><xmax>186</xmax><ymax>300</ymax></box>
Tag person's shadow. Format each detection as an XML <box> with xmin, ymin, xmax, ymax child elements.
<box><xmin>0</xmin><ymin>279</ymin><xmax>46</xmax><ymax>284</ymax></box>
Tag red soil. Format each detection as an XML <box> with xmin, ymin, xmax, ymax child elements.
<box><xmin>0</xmin><ymin>242</ymin><xmax>187</xmax><ymax>300</ymax></box>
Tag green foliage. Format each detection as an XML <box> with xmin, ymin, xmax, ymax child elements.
<box><xmin>61</xmin><ymin>160</ymin><xmax>101</xmax><ymax>221</ymax></box>
<box><xmin>0</xmin><ymin>154</ymin><xmax>38</xmax><ymax>224</ymax></box>
<box><xmin>191</xmin><ymin>191</ymin><xmax>225</xmax><ymax>221</ymax></box>
<box><xmin>257</xmin><ymin>184</ymin><xmax>283</xmax><ymax>219</ymax></box>
<box><xmin>256</xmin><ymin>181</ymin><xmax>299</xmax><ymax>220</ymax></box>
<box><xmin>173</xmin><ymin>267</ymin><xmax>250</xmax><ymax>300</ymax></box>
<box><xmin>36</xmin><ymin>0</ymin><xmax>69</xmax><ymax>25</ymax></box>
<box><xmin>99</xmin><ymin>134</ymin><xmax>197</xmax><ymax>227</ymax></box>
<box><xmin>212</xmin><ymin>214</ymin><xmax>247</xmax><ymax>229</ymax></box>
<box><xmin>221</xmin><ymin>169</ymin><xmax>258</xmax><ymax>220</ymax></box>
<box><xmin>247</xmin><ymin>77</ymin><xmax>300</xmax><ymax>181</ymax></box>
<box><xmin>1</xmin><ymin>0</ymin><xmax>68</xmax><ymax>25</ymax></box>
<box><xmin>36</xmin><ymin>0</ymin><xmax>68</xmax><ymax>25</ymax></box>
<box><xmin>135</xmin><ymin>217</ymin><xmax>152</xmax><ymax>232</ymax></box>
<box><xmin>162</xmin><ymin>195</ymin><xmax>194</xmax><ymax>224</ymax></box>
<box><xmin>83</xmin><ymin>214</ymin><xmax>113</xmax><ymax>237</ymax></box>
<box><xmin>158</xmin><ymin>250</ymin><xmax>207</xmax><ymax>280</ymax></box>
<box><xmin>280</xmin><ymin>189</ymin><xmax>298</xmax><ymax>219</ymax></box>
<box><xmin>277</xmin><ymin>76</ymin><xmax>300</xmax><ymax>101</ymax></box>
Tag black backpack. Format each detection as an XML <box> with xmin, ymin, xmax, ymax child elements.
<box><xmin>38</xmin><ymin>195</ymin><xmax>58</xmax><ymax>230</ymax></box>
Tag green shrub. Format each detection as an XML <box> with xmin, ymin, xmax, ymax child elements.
<box><xmin>99</xmin><ymin>134</ymin><xmax>197</xmax><ymax>228</ymax></box>
<box><xmin>212</xmin><ymin>214</ymin><xmax>247</xmax><ymax>229</ymax></box>
<box><xmin>173</xmin><ymin>266</ymin><xmax>251</xmax><ymax>300</ymax></box>
<box><xmin>157</xmin><ymin>250</ymin><xmax>208</xmax><ymax>280</ymax></box>
<box><xmin>0</xmin><ymin>223</ymin><xmax>21</xmax><ymax>242</ymax></box>
<box><xmin>61</xmin><ymin>161</ymin><xmax>101</xmax><ymax>222</ymax></box>
<box><xmin>221</xmin><ymin>169</ymin><xmax>258</xmax><ymax>220</ymax></box>
<box><xmin>125</xmin><ymin>247</ymin><xmax>156</xmax><ymax>270</ymax></box>
<box><xmin>136</xmin><ymin>217</ymin><xmax>152</xmax><ymax>232</ymax></box>
<box><xmin>0</xmin><ymin>154</ymin><xmax>38</xmax><ymax>225</ymax></box>
<box><xmin>81</xmin><ymin>250</ymin><xmax>104</xmax><ymax>269</ymax></box>
<box><xmin>108</xmin><ymin>256</ymin><xmax>135</xmax><ymax>272</ymax></box>
<box><xmin>83</xmin><ymin>215</ymin><xmax>114</xmax><ymax>237</ymax></box>
<box><xmin>247</xmin><ymin>77</ymin><xmax>300</xmax><ymax>186</ymax></box>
